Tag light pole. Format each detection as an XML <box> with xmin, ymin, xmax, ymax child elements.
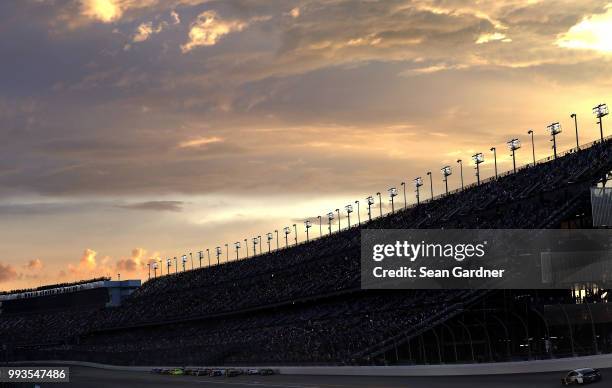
<box><xmin>190</xmin><ymin>252</ymin><xmax>193</xmax><ymax>269</ymax></box>
<box><xmin>441</xmin><ymin>166</ymin><xmax>452</xmax><ymax>195</ymax></box>
<box><xmin>244</xmin><ymin>238</ymin><xmax>248</xmax><ymax>258</ymax></box>
<box><xmin>400</xmin><ymin>182</ymin><xmax>407</xmax><ymax>209</ymax></box>
<box><xmin>507</xmin><ymin>138</ymin><xmax>521</xmax><ymax>173</ymax></box>
<box><xmin>304</xmin><ymin>220</ymin><xmax>312</xmax><ymax>241</ymax></box>
<box><xmin>153</xmin><ymin>262</ymin><xmax>158</xmax><ymax>278</ymax></box>
<box><xmin>174</xmin><ymin>256</ymin><xmax>177</xmax><ymax>273</ymax></box>
<box><xmin>366</xmin><ymin>196</ymin><xmax>374</xmax><ymax>221</ymax></box>
<box><xmin>215</xmin><ymin>247</ymin><xmax>221</xmax><ymax>265</ymax></box>
<box><xmin>225</xmin><ymin>243</ymin><xmax>229</xmax><ymax>261</ymax></box>
<box><xmin>266</xmin><ymin>232</ymin><xmax>273</xmax><ymax>252</ymax></box>
<box><xmin>283</xmin><ymin>226</ymin><xmax>290</xmax><ymax>247</ymax></box>
<box><xmin>253</xmin><ymin>237</ymin><xmax>258</xmax><ymax>254</ymax></box>
<box><xmin>147</xmin><ymin>263</ymin><xmax>151</xmax><ymax>280</ymax></box>
<box><xmin>547</xmin><ymin>122</ymin><xmax>562</xmax><ymax>159</ymax></box>
<box><xmin>527</xmin><ymin>130</ymin><xmax>535</xmax><ymax>166</ymax></box>
<box><xmin>327</xmin><ymin>212</ymin><xmax>334</xmax><ymax>235</ymax></box>
<box><xmin>317</xmin><ymin>216</ymin><xmax>322</xmax><ymax>237</ymax></box>
<box><xmin>275</xmin><ymin>229</ymin><xmax>279</xmax><ymax>249</ymax></box>
<box><xmin>335</xmin><ymin>208</ymin><xmax>341</xmax><ymax>231</ymax></box>
<box><xmin>414</xmin><ymin>177</ymin><xmax>423</xmax><ymax>205</ymax></box>
<box><xmin>426</xmin><ymin>171</ymin><xmax>433</xmax><ymax>200</ymax></box>
<box><xmin>206</xmin><ymin>249</ymin><xmax>210</xmax><ymax>267</ymax></box>
<box><xmin>198</xmin><ymin>251</ymin><xmax>203</xmax><ymax>267</ymax></box>
<box><xmin>472</xmin><ymin>153</ymin><xmax>484</xmax><ymax>185</ymax></box>
<box><xmin>355</xmin><ymin>200</ymin><xmax>361</xmax><ymax>225</ymax></box>
<box><xmin>376</xmin><ymin>192</ymin><xmax>382</xmax><ymax>216</ymax></box>
<box><xmin>292</xmin><ymin>224</ymin><xmax>297</xmax><ymax>245</ymax></box>
<box><xmin>570</xmin><ymin>113</ymin><xmax>579</xmax><ymax>148</ymax></box>
<box><xmin>593</xmin><ymin>103</ymin><xmax>608</xmax><ymax>142</ymax></box>
<box><xmin>388</xmin><ymin>187</ymin><xmax>398</xmax><ymax>213</ymax></box>
<box><xmin>258</xmin><ymin>235</ymin><xmax>262</xmax><ymax>254</ymax></box>
<box><xmin>181</xmin><ymin>255</ymin><xmax>187</xmax><ymax>271</ymax></box>
<box><xmin>490</xmin><ymin>147</ymin><xmax>498</xmax><ymax>178</ymax></box>
<box><xmin>234</xmin><ymin>242</ymin><xmax>240</xmax><ymax>260</ymax></box>
<box><xmin>345</xmin><ymin>204</ymin><xmax>353</xmax><ymax>227</ymax></box>
<box><xmin>457</xmin><ymin>159</ymin><xmax>464</xmax><ymax>190</ymax></box>
<box><xmin>167</xmin><ymin>258</ymin><xmax>171</xmax><ymax>274</ymax></box>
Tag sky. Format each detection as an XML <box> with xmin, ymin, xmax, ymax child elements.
<box><xmin>1</xmin><ymin>0</ymin><xmax>612</xmax><ymax>291</ymax></box>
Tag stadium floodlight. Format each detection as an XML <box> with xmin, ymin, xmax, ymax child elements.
<box><xmin>345</xmin><ymin>204</ymin><xmax>353</xmax><ymax>227</ymax></box>
<box><xmin>441</xmin><ymin>166</ymin><xmax>452</xmax><ymax>195</ymax></box>
<box><xmin>388</xmin><ymin>187</ymin><xmax>398</xmax><ymax>213</ymax></box>
<box><xmin>198</xmin><ymin>251</ymin><xmax>203</xmax><ymax>268</ymax></box>
<box><xmin>275</xmin><ymin>229</ymin><xmax>279</xmax><ymax>249</ymax></box>
<box><xmin>252</xmin><ymin>237</ymin><xmax>259</xmax><ymax>255</ymax></box>
<box><xmin>507</xmin><ymin>138</ymin><xmax>521</xmax><ymax>173</ymax></box>
<box><xmin>327</xmin><ymin>212</ymin><xmax>334</xmax><ymax>235</ymax></box>
<box><xmin>366</xmin><ymin>196</ymin><xmax>375</xmax><ymax>221</ymax></box>
<box><xmin>304</xmin><ymin>220</ymin><xmax>312</xmax><ymax>241</ymax></box>
<box><xmin>234</xmin><ymin>242</ymin><xmax>241</xmax><ymax>260</ymax></box>
<box><xmin>472</xmin><ymin>153</ymin><xmax>484</xmax><ymax>185</ymax></box>
<box><xmin>283</xmin><ymin>226</ymin><xmax>291</xmax><ymax>247</ymax></box>
<box><xmin>292</xmin><ymin>224</ymin><xmax>297</xmax><ymax>245</ymax></box>
<box><xmin>181</xmin><ymin>255</ymin><xmax>187</xmax><ymax>272</ymax></box>
<box><xmin>456</xmin><ymin>159</ymin><xmax>464</xmax><ymax>190</ymax></box>
<box><xmin>167</xmin><ymin>258</ymin><xmax>172</xmax><ymax>274</ymax></box>
<box><xmin>225</xmin><ymin>243</ymin><xmax>229</xmax><ymax>261</ymax></box>
<box><xmin>244</xmin><ymin>238</ymin><xmax>249</xmax><ymax>258</ymax></box>
<box><xmin>147</xmin><ymin>262</ymin><xmax>151</xmax><ymax>280</ymax></box>
<box><xmin>266</xmin><ymin>232</ymin><xmax>273</xmax><ymax>252</ymax></box>
<box><xmin>399</xmin><ymin>182</ymin><xmax>407</xmax><ymax>210</ymax></box>
<box><xmin>414</xmin><ymin>177</ymin><xmax>423</xmax><ymax>205</ymax></box>
<box><xmin>190</xmin><ymin>252</ymin><xmax>193</xmax><ymax>270</ymax></box>
<box><xmin>376</xmin><ymin>192</ymin><xmax>382</xmax><ymax>217</ymax></box>
<box><xmin>593</xmin><ymin>103</ymin><xmax>608</xmax><ymax>141</ymax></box>
<box><xmin>570</xmin><ymin>113</ymin><xmax>579</xmax><ymax>148</ymax></box>
<box><xmin>335</xmin><ymin>208</ymin><xmax>341</xmax><ymax>231</ymax></box>
<box><xmin>426</xmin><ymin>172</ymin><xmax>433</xmax><ymax>200</ymax></box>
<box><xmin>317</xmin><ymin>215</ymin><xmax>322</xmax><ymax>237</ymax></box>
<box><xmin>215</xmin><ymin>247</ymin><xmax>221</xmax><ymax>265</ymax></box>
<box><xmin>174</xmin><ymin>256</ymin><xmax>178</xmax><ymax>273</ymax></box>
<box><xmin>152</xmin><ymin>262</ymin><xmax>158</xmax><ymax>278</ymax></box>
<box><xmin>258</xmin><ymin>235</ymin><xmax>262</xmax><ymax>254</ymax></box>
<box><xmin>490</xmin><ymin>147</ymin><xmax>498</xmax><ymax>178</ymax></box>
<box><xmin>546</xmin><ymin>122</ymin><xmax>562</xmax><ymax>159</ymax></box>
<box><xmin>527</xmin><ymin>130</ymin><xmax>535</xmax><ymax>166</ymax></box>
<box><xmin>355</xmin><ymin>200</ymin><xmax>361</xmax><ymax>225</ymax></box>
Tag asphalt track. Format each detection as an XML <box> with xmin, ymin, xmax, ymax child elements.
<box><xmin>11</xmin><ymin>366</ymin><xmax>610</xmax><ymax>388</ymax></box>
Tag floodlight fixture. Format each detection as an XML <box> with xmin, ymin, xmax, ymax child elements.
<box><xmin>366</xmin><ymin>196</ymin><xmax>375</xmax><ymax>221</ymax></box>
<box><xmin>376</xmin><ymin>192</ymin><xmax>382</xmax><ymax>217</ymax></box>
<box><xmin>441</xmin><ymin>166</ymin><xmax>452</xmax><ymax>195</ymax></box>
<box><xmin>198</xmin><ymin>251</ymin><xmax>203</xmax><ymax>268</ymax></box>
<box><xmin>244</xmin><ymin>238</ymin><xmax>248</xmax><ymax>258</ymax></box>
<box><xmin>174</xmin><ymin>256</ymin><xmax>177</xmax><ymax>273</ymax></box>
<box><xmin>304</xmin><ymin>220</ymin><xmax>312</xmax><ymax>241</ymax></box>
<box><xmin>327</xmin><ymin>212</ymin><xmax>334</xmax><ymax>235</ymax></box>
<box><xmin>472</xmin><ymin>153</ymin><xmax>484</xmax><ymax>185</ymax></box>
<box><xmin>490</xmin><ymin>147</ymin><xmax>498</xmax><ymax>178</ymax></box>
<box><xmin>336</xmin><ymin>208</ymin><xmax>341</xmax><ymax>231</ymax></box>
<box><xmin>275</xmin><ymin>229</ymin><xmax>279</xmax><ymax>249</ymax></box>
<box><xmin>225</xmin><ymin>243</ymin><xmax>229</xmax><ymax>261</ymax></box>
<box><xmin>507</xmin><ymin>138</ymin><xmax>521</xmax><ymax>173</ymax></box>
<box><xmin>355</xmin><ymin>200</ymin><xmax>361</xmax><ymax>225</ymax></box>
<box><xmin>414</xmin><ymin>177</ymin><xmax>423</xmax><ymax>205</ymax></box>
<box><xmin>215</xmin><ymin>247</ymin><xmax>221</xmax><ymax>265</ymax></box>
<box><xmin>147</xmin><ymin>262</ymin><xmax>151</xmax><ymax>280</ymax></box>
<box><xmin>547</xmin><ymin>122</ymin><xmax>562</xmax><ymax>159</ymax></box>
<box><xmin>234</xmin><ymin>242</ymin><xmax>241</xmax><ymax>260</ymax></box>
<box><xmin>293</xmin><ymin>224</ymin><xmax>298</xmax><ymax>245</ymax></box>
<box><xmin>167</xmin><ymin>258</ymin><xmax>172</xmax><ymax>274</ymax></box>
<box><xmin>252</xmin><ymin>236</ymin><xmax>259</xmax><ymax>254</ymax></box>
<box><xmin>527</xmin><ymin>130</ymin><xmax>535</xmax><ymax>166</ymax></box>
<box><xmin>570</xmin><ymin>113</ymin><xmax>579</xmax><ymax>148</ymax></box>
<box><xmin>317</xmin><ymin>215</ymin><xmax>322</xmax><ymax>237</ymax></box>
<box><xmin>400</xmin><ymin>182</ymin><xmax>407</xmax><ymax>209</ymax></box>
<box><xmin>456</xmin><ymin>159</ymin><xmax>464</xmax><ymax>190</ymax></box>
<box><xmin>283</xmin><ymin>226</ymin><xmax>291</xmax><ymax>247</ymax></box>
<box><xmin>345</xmin><ymin>204</ymin><xmax>353</xmax><ymax>227</ymax></box>
<box><xmin>388</xmin><ymin>187</ymin><xmax>398</xmax><ymax>213</ymax></box>
<box><xmin>266</xmin><ymin>232</ymin><xmax>273</xmax><ymax>252</ymax></box>
<box><xmin>180</xmin><ymin>254</ymin><xmax>186</xmax><ymax>271</ymax></box>
<box><xmin>152</xmin><ymin>262</ymin><xmax>158</xmax><ymax>278</ymax></box>
<box><xmin>593</xmin><ymin>103</ymin><xmax>608</xmax><ymax>141</ymax></box>
<box><xmin>426</xmin><ymin>172</ymin><xmax>433</xmax><ymax>200</ymax></box>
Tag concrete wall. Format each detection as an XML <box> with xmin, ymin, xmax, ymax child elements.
<box><xmin>12</xmin><ymin>353</ymin><xmax>612</xmax><ymax>376</ymax></box>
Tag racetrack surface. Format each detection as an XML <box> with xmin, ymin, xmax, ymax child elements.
<box><xmin>16</xmin><ymin>366</ymin><xmax>610</xmax><ymax>388</ymax></box>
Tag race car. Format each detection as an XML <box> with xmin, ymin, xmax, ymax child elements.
<box><xmin>168</xmin><ymin>368</ymin><xmax>185</xmax><ymax>376</ymax></box>
<box><xmin>246</xmin><ymin>369</ymin><xmax>260</xmax><ymax>375</ymax></box>
<box><xmin>561</xmin><ymin>368</ymin><xmax>602</xmax><ymax>385</ymax></box>
<box><xmin>225</xmin><ymin>369</ymin><xmax>242</xmax><ymax>377</ymax></box>
<box><xmin>259</xmin><ymin>368</ymin><xmax>275</xmax><ymax>375</ymax></box>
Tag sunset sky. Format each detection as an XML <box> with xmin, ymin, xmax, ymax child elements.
<box><xmin>1</xmin><ymin>0</ymin><xmax>612</xmax><ymax>291</ymax></box>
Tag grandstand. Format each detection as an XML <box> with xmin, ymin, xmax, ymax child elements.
<box><xmin>1</xmin><ymin>137</ymin><xmax>611</xmax><ymax>367</ymax></box>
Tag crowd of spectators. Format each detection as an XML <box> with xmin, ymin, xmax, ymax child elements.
<box><xmin>1</xmin><ymin>139</ymin><xmax>610</xmax><ymax>365</ymax></box>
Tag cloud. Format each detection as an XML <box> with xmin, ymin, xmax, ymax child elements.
<box><xmin>556</xmin><ymin>5</ymin><xmax>612</xmax><ymax>53</ymax></box>
<box><xmin>132</xmin><ymin>21</ymin><xmax>165</xmax><ymax>42</ymax></box>
<box><xmin>476</xmin><ymin>32</ymin><xmax>511</xmax><ymax>44</ymax></box>
<box><xmin>181</xmin><ymin>10</ymin><xmax>249</xmax><ymax>52</ymax></box>
<box><xmin>178</xmin><ymin>136</ymin><xmax>224</xmax><ymax>148</ymax></box>
<box><xmin>117</xmin><ymin>200</ymin><xmax>184</xmax><ymax>212</ymax></box>
<box><xmin>24</xmin><ymin>259</ymin><xmax>44</xmax><ymax>271</ymax></box>
<box><xmin>0</xmin><ymin>263</ymin><xmax>18</xmax><ymax>283</ymax></box>
<box><xmin>289</xmin><ymin>7</ymin><xmax>300</xmax><ymax>19</ymax></box>
<box><xmin>171</xmin><ymin>10</ymin><xmax>180</xmax><ymax>24</ymax></box>
<box><xmin>116</xmin><ymin>247</ymin><xmax>149</xmax><ymax>272</ymax></box>
<box><xmin>80</xmin><ymin>0</ymin><xmax>123</xmax><ymax>22</ymax></box>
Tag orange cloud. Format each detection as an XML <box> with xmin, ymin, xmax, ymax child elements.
<box><xmin>24</xmin><ymin>258</ymin><xmax>44</xmax><ymax>271</ymax></box>
<box><xmin>0</xmin><ymin>263</ymin><xmax>18</xmax><ymax>283</ymax></box>
<box><xmin>178</xmin><ymin>136</ymin><xmax>223</xmax><ymax>148</ymax></box>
